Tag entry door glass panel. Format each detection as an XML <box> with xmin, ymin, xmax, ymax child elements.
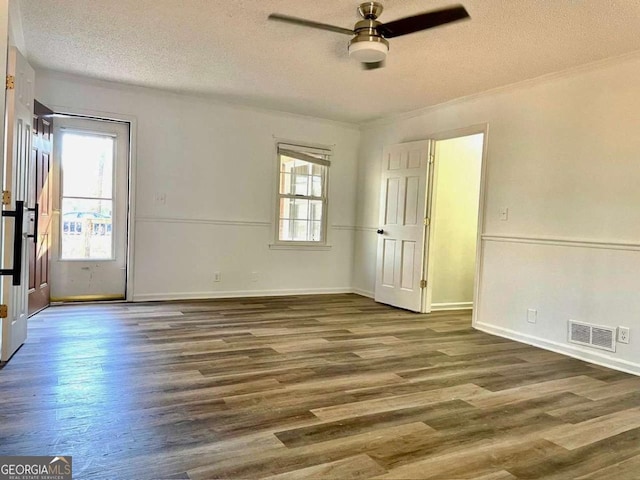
<box><xmin>60</xmin><ymin>132</ymin><xmax>115</xmax><ymax>260</ymax></box>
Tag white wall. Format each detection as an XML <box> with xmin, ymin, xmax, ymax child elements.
<box><xmin>35</xmin><ymin>71</ymin><xmax>361</xmax><ymax>300</ymax></box>
<box><xmin>431</xmin><ymin>134</ymin><xmax>482</xmax><ymax>308</ymax></box>
<box><xmin>355</xmin><ymin>53</ymin><xmax>640</xmax><ymax>374</ymax></box>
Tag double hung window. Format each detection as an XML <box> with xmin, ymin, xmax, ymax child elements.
<box><xmin>275</xmin><ymin>143</ymin><xmax>330</xmax><ymax>244</ymax></box>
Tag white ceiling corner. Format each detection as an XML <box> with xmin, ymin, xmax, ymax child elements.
<box><xmin>17</xmin><ymin>0</ymin><xmax>640</xmax><ymax>123</ymax></box>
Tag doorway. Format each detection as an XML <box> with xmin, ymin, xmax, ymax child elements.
<box><xmin>425</xmin><ymin>133</ymin><xmax>484</xmax><ymax>312</ymax></box>
<box><xmin>50</xmin><ymin>116</ymin><xmax>130</xmax><ymax>301</ymax></box>
<box><xmin>374</xmin><ymin>130</ymin><xmax>486</xmax><ymax>313</ymax></box>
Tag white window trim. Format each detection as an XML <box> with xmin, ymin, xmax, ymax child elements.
<box><xmin>270</xmin><ymin>141</ymin><xmax>332</xmax><ymax>250</ymax></box>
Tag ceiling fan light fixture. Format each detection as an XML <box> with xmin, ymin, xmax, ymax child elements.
<box><xmin>269</xmin><ymin>2</ymin><xmax>470</xmax><ymax>70</ymax></box>
<box><xmin>348</xmin><ymin>38</ymin><xmax>389</xmax><ymax>63</ymax></box>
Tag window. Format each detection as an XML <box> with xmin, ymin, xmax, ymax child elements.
<box><xmin>60</xmin><ymin>131</ymin><xmax>115</xmax><ymax>260</ymax></box>
<box><xmin>275</xmin><ymin>143</ymin><xmax>330</xmax><ymax>245</ymax></box>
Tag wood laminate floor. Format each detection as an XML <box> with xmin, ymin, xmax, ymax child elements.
<box><xmin>1</xmin><ymin>294</ymin><xmax>639</xmax><ymax>479</ymax></box>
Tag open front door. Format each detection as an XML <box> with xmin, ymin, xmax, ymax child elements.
<box><xmin>374</xmin><ymin>140</ymin><xmax>433</xmax><ymax>312</ymax></box>
<box><xmin>28</xmin><ymin>101</ymin><xmax>53</xmax><ymax>316</ymax></box>
<box><xmin>1</xmin><ymin>47</ymin><xmax>34</xmax><ymax>361</ymax></box>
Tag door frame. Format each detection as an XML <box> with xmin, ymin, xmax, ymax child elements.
<box><xmin>46</xmin><ymin>105</ymin><xmax>137</xmax><ymax>301</ymax></box>
<box><xmin>0</xmin><ymin>4</ymin><xmax>9</xmax><ymax>355</ymax></box>
<box><xmin>420</xmin><ymin>124</ymin><xmax>489</xmax><ymax>322</ymax></box>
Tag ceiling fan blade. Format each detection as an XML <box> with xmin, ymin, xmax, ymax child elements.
<box><xmin>268</xmin><ymin>14</ymin><xmax>354</xmax><ymax>36</ymax></box>
<box><xmin>377</xmin><ymin>5</ymin><xmax>469</xmax><ymax>39</ymax></box>
<box><xmin>362</xmin><ymin>60</ymin><xmax>385</xmax><ymax>70</ymax></box>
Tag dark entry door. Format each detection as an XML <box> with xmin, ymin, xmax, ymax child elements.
<box><xmin>28</xmin><ymin>100</ymin><xmax>54</xmax><ymax>316</ymax></box>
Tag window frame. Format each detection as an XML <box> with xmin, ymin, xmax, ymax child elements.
<box><xmin>272</xmin><ymin>141</ymin><xmax>331</xmax><ymax>248</ymax></box>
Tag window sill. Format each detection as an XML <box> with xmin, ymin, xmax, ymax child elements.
<box><xmin>269</xmin><ymin>243</ymin><xmax>332</xmax><ymax>251</ymax></box>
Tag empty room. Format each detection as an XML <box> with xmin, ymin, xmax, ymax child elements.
<box><xmin>1</xmin><ymin>1</ymin><xmax>640</xmax><ymax>479</ymax></box>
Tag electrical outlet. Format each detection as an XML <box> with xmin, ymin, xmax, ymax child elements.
<box><xmin>499</xmin><ymin>207</ymin><xmax>509</xmax><ymax>221</ymax></box>
<box><xmin>527</xmin><ymin>308</ymin><xmax>537</xmax><ymax>324</ymax></box>
<box><xmin>213</xmin><ymin>272</ymin><xmax>221</xmax><ymax>282</ymax></box>
<box><xmin>154</xmin><ymin>192</ymin><xmax>167</xmax><ymax>205</ymax></box>
<box><xmin>618</xmin><ymin>326</ymin><xmax>630</xmax><ymax>344</ymax></box>
<box><xmin>251</xmin><ymin>271</ymin><xmax>259</xmax><ymax>283</ymax></box>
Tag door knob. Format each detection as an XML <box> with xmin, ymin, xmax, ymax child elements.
<box><xmin>377</xmin><ymin>229</ymin><xmax>384</xmax><ymax>235</ymax></box>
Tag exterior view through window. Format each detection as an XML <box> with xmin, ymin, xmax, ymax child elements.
<box><xmin>276</xmin><ymin>144</ymin><xmax>330</xmax><ymax>243</ymax></box>
<box><xmin>60</xmin><ymin>132</ymin><xmax>115</xmax><ymax>259</ymax></box>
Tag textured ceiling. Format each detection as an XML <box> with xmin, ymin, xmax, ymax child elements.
<box><xmin>17</xmin><ymin>0</ymin><xmax>640</xmax><ymax>123</ymax></box>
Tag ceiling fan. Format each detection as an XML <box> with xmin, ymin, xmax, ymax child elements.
<box><xmin>268</xmin><ymin>2</ymin><xmax>470</xmax><ymax>70</ymax></box>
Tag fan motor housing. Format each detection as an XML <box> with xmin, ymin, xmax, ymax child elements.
<box><xmin>350</xmin><ymin>19</ymin><xmax>389</xmax><ymax>48</ymax></box>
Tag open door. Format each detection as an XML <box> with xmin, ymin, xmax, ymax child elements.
<box><xmin>374</xmin><ymin>140</ymin><xmax>433</xmax><ymax>312</ymax></box>
<box><xmin>27</xmin><ymin>101</ymin><xmax>53</xmax><ymax>316</ymax></box>
<box><xmin>1</xmin><ymin>47</ymin><xmax>34</xmax><ymax>361</ymax></box>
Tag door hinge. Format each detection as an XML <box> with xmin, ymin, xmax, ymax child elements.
<box><xmin>5</xmin><ymin>75</ymin><xmax>14</xmax><ymax>90</ymax></box>
<box><xmin>428</xmin><ymin>153</ymin><xmax>435</xmax><ymax>164</ymax></box>
<box><xmin>424</xmin><ymin>217</ymin><xmax>430</xmax><ymax>226</ymax></box>
<box><xmin>2</xmin><ymin>191</ymin><xmax>10</xmax><ymax>205</ymax></box>
<box><xmin>420</xmin><ymin>280</ymin><xmax>427</xmax><ymax>289</ymax></box>
<box><xmin>0</xmin><ymin>304</ymin><xmax>7</xmax><ymax>318</ymax></box>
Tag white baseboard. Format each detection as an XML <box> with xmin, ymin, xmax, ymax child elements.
<box><xmin>431</xmin><ymin>301</ymin><xmax>473</xmax><ymax>311</ymax></box>
<box><xmin>352</xmin><ymin>288</ymin><xmax>374</xmax><ymax>298</ymax></box>
<box><xmin>475</xmin><ymin>321</ymin><xmax>640</xmax><ymax>376</ymax></box>
<box><xmin>133</xmin><ymin>287</ymin><xmax>354</xmax><ymax>302</ymax></box>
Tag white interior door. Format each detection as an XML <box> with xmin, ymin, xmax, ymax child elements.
<box><xmin>374</xmin><ymin>140</ymin><xmax>432</xmax><ymax>312</ymax></box>
<box><xmin>1</xmin><ymin>47</ymin><xmax>34</xmax><ymax>361</ymax></box>
<box><xmin>51</xmin><ymin>117</ymin><xmax>129</xmax><ymax>301</ymax></box>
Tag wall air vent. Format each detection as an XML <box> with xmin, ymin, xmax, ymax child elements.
<box><xmin>568</xmin><ymin>320</ymin><xmax>616</xmax><ymax>353</ymax></box>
